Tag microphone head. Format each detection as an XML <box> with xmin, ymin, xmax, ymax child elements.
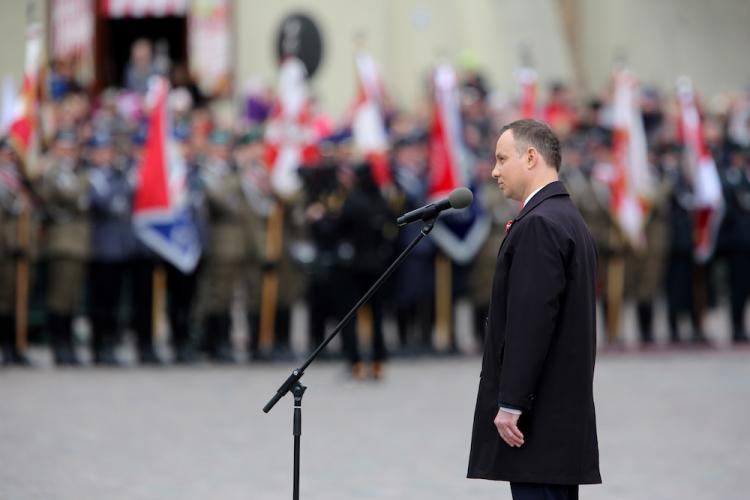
<box><xmin>448</xmin><ymin>187</ymin><xmax>474</xmax><ymax>209</ymax></box>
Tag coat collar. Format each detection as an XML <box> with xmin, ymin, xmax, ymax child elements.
<box><xmin>496</xmin><ymin>180</ymin><xmax>569</xmax><ymax>258</ymax></box>
<box><xmin>513</xmin><ymin>180</ymin><xmax>569</xmax><ymax>223</ymax></box>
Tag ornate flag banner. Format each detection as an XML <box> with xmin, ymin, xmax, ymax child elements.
<box><xmin>133</xmin><ymin>77</ymin><xmax>202</xmax><ymax>273</ymax></box>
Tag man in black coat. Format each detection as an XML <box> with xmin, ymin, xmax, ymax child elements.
<box><xmin>467</xmin><ymin>119</ymin><xmax>601</xmax><ymax>500</ymax></box>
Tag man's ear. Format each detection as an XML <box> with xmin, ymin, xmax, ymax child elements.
<box><xmin>526</xmin><ymin>147</ymin><xmax>537</xmax><ymax>168</ymax></box>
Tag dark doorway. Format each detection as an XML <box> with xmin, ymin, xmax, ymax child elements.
<box><xmin>100</xmin><ymin>16</ymin><xmax>187</xmax><ymax>88</ymax></box>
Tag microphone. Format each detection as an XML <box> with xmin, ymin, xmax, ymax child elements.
<box><xmin>396</xmin><ymin>187</ymin><xmax>474</xmax><ymax>227</ymax></box>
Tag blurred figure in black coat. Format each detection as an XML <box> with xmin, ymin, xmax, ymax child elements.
<box><xmin>661</xmin><ymin>144</ymin><xmax>709</xmax><ymax>344</ymax></box>
<box><xmin>337</xmin><ymin>161</ymin><xmax>397</xmax><ymax>378</ymax></box>
<box><xmin>719</xmin><ymin>145</ymin><xmax>750</xmax><ymax>344</ymax></box>
<box><xmin>301</xmin><ymin>157</ymin><xmax>356</xmax><ymax>360</ymax></box>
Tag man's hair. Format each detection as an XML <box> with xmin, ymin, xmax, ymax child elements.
<box><xmin>499</xmin><ymin>119</ymin><xmax>561</xmax><ymax>172</ymax></box>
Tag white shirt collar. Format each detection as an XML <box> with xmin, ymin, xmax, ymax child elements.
<box><xmin>523</xmin><ymin>185</ymin><xmax>545</xmax><ymax>207</ymax></box>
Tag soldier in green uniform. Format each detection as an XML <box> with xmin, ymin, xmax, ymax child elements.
<box><xmin>37</xmin><ymin>130</ymin><xmax>90</xmax><ymax>366</ymax></box>
<box><xmin>624</xmin><ymin>161</ymin><xmax>672</xmax><ymax>345</ymax></box>
<box><xmin>200</xmin><ymin>130</ymin><xmax>263</xmax><ymax>362</ymax></box>
<box><xmin>571</xmin><ymin>139</ymin><xmax>628</xmax><ymax>344</ymax></box>
<box><xmin>0</xmin><ymin>140</ymin><xmax>36</xmax><ymax>366</ymax></box>
<box><xmin>233</xmin><ymin>129</ymin><xmax>269</xmax><ymax>360</ymax></box>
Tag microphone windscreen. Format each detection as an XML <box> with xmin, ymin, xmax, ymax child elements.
<box><xmin>448</xmin><ymin>187</ymin><xmax>474</xmax><ymax>209</ymax></box>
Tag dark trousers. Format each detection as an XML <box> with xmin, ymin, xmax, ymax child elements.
<box><xmin>636</xmin><ymin>301</ymin><xmax>654</xmax><ymax>343</ymax></box>
<box><xmin>308</xmin><ymin>280</ymin><xmax>341</xmax><ymax>349</ymax></box>
<box><xmin>341</xmin><ymin>298</ymin><xmax>386</xmax><ymax>365</ymax></box>
<box><xmin>665</xmin><ymin>253</ymin><xmax>704</xmax><ymax>341</ymax></box>
<box><xmin>728</xmin><ymin>252</ymin><xmax>750</xmax><ymax>338</ymax></box>
<box><xmin>510</xmin><ymin>482</ymin><xmax>579</xmax><ymax>500</ymax></box>
<box><xmin>395</xmin><ymin>298</ymin><xmax>434</xmax><ymax>351</ymax></box>
<box><xmin>89</xmin><ymin>258</ymin><xmax>155</xmax><ymax>355</ymax></box>
<box><xmin>165</xmin><ymin>261</ymin><xmax>200</xmax><ymax>350</ymax></box>
<box><xmin>89</xmin><ymin>260</ymin><xmax>126</xmax><ymax>355</ymax></box>
<box><xmin>344</xmin><ymin>272</ymin><xmax>387</xmax><ymax>364</ymax></box>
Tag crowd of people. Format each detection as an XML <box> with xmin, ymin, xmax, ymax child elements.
<box><xmin>1</xmin><ymin>41</ymin><xmax>749</xmax><ymax>375</ymax></box>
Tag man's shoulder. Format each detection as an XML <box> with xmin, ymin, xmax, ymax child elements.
<box><xmin>512</xmin><ymin>211</ymin><xmax>568</xmax><ymax>245</ymax></box>
<box><xmin>536</xmin><ymin>194</ymin><xmax>587</xmax><ymax>227</ymax></box>
<box><xmin>516</xmin><ymin>197</ymin><xmax>590</xmax><ymax>245</ymax></box>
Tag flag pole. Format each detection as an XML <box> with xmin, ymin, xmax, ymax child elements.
<box><xmin>259</xmin><ymin>202</ymin><xmax>285</xmax><ymax>352</ymax></box>
<box><xmin>434</xmin><ymin>252</ymin><xmax>453</xmax><ymax>351</ymax></box>
<box><xmin>152</xmin><ymin>264</ymin><xmax>167</xmax><ymax>342</ymax></box>
<box><xmin>605</xmin><ymin>227</ymin><xmax>625</xmax><ymax>345</ymax></box>
<box><xmin>14</xmin><ymin>194</ymin><xmax>30</xmax><ymax>354</ymax></box>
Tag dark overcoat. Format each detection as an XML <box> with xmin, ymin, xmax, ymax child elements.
<box><xmin>467</xmin><ymin>181</ymin><xmax>601</xmax><ymax>485</ymax></box>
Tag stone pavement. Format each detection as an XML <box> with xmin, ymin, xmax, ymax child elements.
<box><xmin>1</xmin><ymin>347</ymin><xmax>749</xmax><ymax>500</ymax></box>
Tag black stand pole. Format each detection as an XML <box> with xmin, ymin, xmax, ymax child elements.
<box><xmin>262</xmin><ymin>216</ymin><xmax>439</xmax><ymax>500</ymax></box>
<box><xmin>292</xmin><ymin>382</ymin><xmax>306</xmax><ymax>500</ymax></box>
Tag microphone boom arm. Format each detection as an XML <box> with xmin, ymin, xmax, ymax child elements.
<box><xmin>263</xmin><ymin>214</ymin><xmax>440</xmax><ymax>414</ymax></box>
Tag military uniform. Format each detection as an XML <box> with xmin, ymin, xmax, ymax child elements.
<box><xmin>200</xmin><ymin>152</ymin><xmax>263</xmax><ymax>362</ymax></box>
<box><xmin>234</xmin><ymin>132</ymin><xmax>271</xmax><ymax>360</ymax></box>
<box><xmin>720</xmin><ymin>160</ymin><xmax>750</xmax><ymax>343</ymax></box>
<box><xmin>663</xmin><ymin>157</ymin><xmax>706</xmax><ymax>343</ymax></box>
<box><xmin>0</xmin><ymin>155</ymin><xmax>38</xmax><ymax>365</ymax></box>
<box><xmin>37</xmin><ymin>144</ymin><xmax>90</xmax><ymax>366</ymax></box>
<box><xmin>260</xmin><ymin>197</ymin><xmax>307</xmax><ymax>359</ymax></box>
<box><xmin>165</xmin><ymin>155</ymin><xmax>207</xmax><ymax>363</ymax></box>
<box><xmin>88</xmin><ymin>151</ymin><xmax>145</xmax><ymax>365</ymax></box>
<box><xmin>566</xmin><ymin>161</ymin><xmax>628</xmax><ymax>342</ymax></box>
<box><xmin>624</xmin><ymin>174</ymin><xmax>671</xmax><ymax>344</ymax></box>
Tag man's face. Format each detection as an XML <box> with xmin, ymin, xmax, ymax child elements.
<box><xmin>91</xmin><ymin>146</ymin><xmax>114</xmax><ymax>166</ymax></box>
<box><xmin>55</xmin><ymin>142</ymin><xmax>79</xmax><ymax>163</ymax></box>
<box><xmin>492</xmin><ymin>130</ymin><xmax>527</xmax><ymax>201</ymax></box>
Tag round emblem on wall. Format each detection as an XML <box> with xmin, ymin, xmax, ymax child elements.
<box><xmin>276</xmin><ymin>13</ymin><xmax>323</xmax><ymax>79</ymax></box>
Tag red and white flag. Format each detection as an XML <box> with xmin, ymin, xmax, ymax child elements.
<box><xmin>427</xmin><ymin>63</ymin><xmax>489</xmax><ymax>264</ymax></box>
<box><xmin>351</xmin><ymin>52</ymin><xmax>391</xmax><ymax>187</ymax></box>
<box><xmin>517</xmin><ymin>66</ymin><xmax>538</xmax><ymax>120</ymax></box>
<box><xmin>610</xmin><ymin>69</ymin><xmax>653</xmax><ymax>248</ymax></box>
<box><xmin>264</xmin><ymin>57</ymin><xmax>319</xmax><ymax>199</ymax></box>
<box><xmin>133</xmin><ymin>77</ymin><xmax>201</xmax><ymax>273</ymax></box>
<box><xmin>428</xmin><ymin>63</ymin><xmax>465</xmax><ymax>201</ymax></box>
<box><xmin>676</xmin><ymin>78</ymin><xmax>724</xmax><ymax>262</ymax></box>
<box><xmin>8</xmin><ymin>20</ymin><xmax>43</xmax><ymax>175</ymax></box>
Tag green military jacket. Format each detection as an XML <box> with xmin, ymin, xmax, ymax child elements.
<box><xmin>37</xmin><ymin>157</ymin><xmax>91</xmax><ymax>259</ymax></box>
<box><xmin>202</xmin><ymin>160</ymin><xmax>264</xmax><ymax>262</ymax></box>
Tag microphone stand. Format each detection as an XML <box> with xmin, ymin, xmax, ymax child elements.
<box><xmin>262</xmin><ymin>215</ymin><xmax>439</xmax><ymax>500</ymax></box>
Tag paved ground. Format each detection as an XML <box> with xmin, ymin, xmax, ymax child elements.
<box><xmin>1</xmin><ymin>345</ymin><xmax>749</xmax><ymax>500</ymax></box>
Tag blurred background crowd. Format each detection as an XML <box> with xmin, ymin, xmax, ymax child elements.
<box><xmin>1</xmin><ymin>0</ymin><xmax>750</xmax><ymax>376</ymax></box>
